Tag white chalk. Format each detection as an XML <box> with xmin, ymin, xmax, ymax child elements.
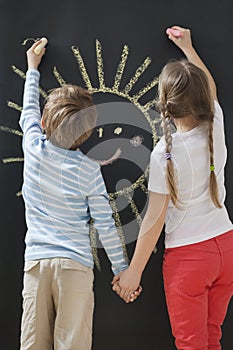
<box><xmin>34</xmin><ymin>37</ymin><xmax>48</xmax><ymax>55</ymax></box>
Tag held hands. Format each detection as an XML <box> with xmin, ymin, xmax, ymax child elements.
<box><xmin>112</xmin><ymin>267</ymin><xmax>143</xmax><ymax>303</ymax></box>
<box><xmin>166</xmin><ymin>25</ymin><xmax>193</xmax><ymax>54</ymax></box>
<box><xmin>26</xmin><ymin>39</ymin><xmax>46</xmax><ymax>70</ymax></box>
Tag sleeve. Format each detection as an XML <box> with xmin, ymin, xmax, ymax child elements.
<box><xmin>87</xmin><ymin>165</ymin><xmax>128</xmax><ymax>275</ymax></box>
<box><xmin>214</xmin><ymin>100</ymin><xmax>224</xmax><ymax>126</ymax></box>
<box><xmin>19</xmin><ymin>69</ymin><xmax>43</xmax><ymax>151</ymax></box>
<box><xmin>148</xmin><ymin>147</ymin><xmax>169</xmax><ymax>194</ymax></box>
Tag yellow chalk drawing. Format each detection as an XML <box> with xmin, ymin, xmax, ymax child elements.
<box><xmin>0</xmin><ymin>126</ymin><xmax>23</xmax><ymax>137</ymax></box>
<box><xmin>112</xmin><ymin>45</ymin><xmax>129</xmax><ymax>92</ymax></box>
<box><xmin>53</xmin><ymin>67</ymin><xmax>66</xmax><ymax>86</ymax></box>
<box><xmin>52</xmin><ymin>40</ymin><xmax>159</xmax><ymax>205</ymax></box>
<box><xmin>12</xmin><ymin>66</ymin><xmax>47</xmax><ymax>98</ymax></box>
<box><xmin>1</xmin><ymin>39</ymin><xmax>161</xmax><ymax>266</ymax></box>
<box><xmin>2</xmin><ymin>157</ymin><xmax>24</xmax><ymax>164</ymax></box>
<box><xmin>114</xmin><ymin>127</ymin><xmax>122</xmax><ymax>135</ymax></box>
<box><xmin>71</xmin><ymin>47</ymin><xmax>93</xmax><ymax>91</ymax></box>
<box><xmin>97</xmin><ymin>127</ymin><xmax>104</xmax><ymax>138</ymax></box>
<box><xmin>7</xmin><ymin>102</ymin><xmax>22</xmax><ymax>112</ymax></box>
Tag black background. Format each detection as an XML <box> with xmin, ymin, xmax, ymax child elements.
<box><xmin>0</xmin><ymin>0</ymin><xmax>233</xmax><ymax>349</ymax></box>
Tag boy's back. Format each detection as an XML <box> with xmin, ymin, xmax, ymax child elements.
<box><xmin>23</xmin><ymin>133</ymin><xmax>107</xmax><ymax>266</ymax></box>
<box><xmin>20</xmin><ymin>62</ymin><xmax>127</xmax><ymax>274</ymax></box>
<box><xmin>19</xmin><ymin>40</ymin><xmax>128</xmax><ymax>350</ymax></box>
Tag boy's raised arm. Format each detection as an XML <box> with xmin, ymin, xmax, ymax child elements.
<box><xmin>19</xmin><ymin>40</ymin><xmax>46</xmax><ymax>148</ymax></box>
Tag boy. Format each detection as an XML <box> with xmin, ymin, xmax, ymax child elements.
<box><xmin>19</xmin><ymin>39</ymin><xmax>133</xmax><ymax>350</ymax></box>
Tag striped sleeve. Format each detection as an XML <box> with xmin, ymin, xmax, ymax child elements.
<box><xmin>19</xmin><ymin>69</ymin><xmax>43</xmax><ymax>150</ymax></box>
<box><xmin>87</xmin><ymin>165</ymin><xmax>128</xmax><ymax>275</ymax></box>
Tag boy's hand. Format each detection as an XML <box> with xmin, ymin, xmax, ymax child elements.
<box><xmin>166</xmin><ymin>26</ymin><xmax>193</xmax><ymax>54</ymax></box>
<box><xmin>27</xmin><ymin>40</ymin><xmax>46</xmax><ymax>70</ymax></box>
<box><xmin>112</xmin><ymin>268</ymin><xmax>142</xmax><ymax>303</ymax></box>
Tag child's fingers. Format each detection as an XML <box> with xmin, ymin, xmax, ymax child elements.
<box><xmin>120</xmin><ymin>287</ymin><xmax>129</xmax><ymax>301</ymax></box>
<box><xmin>170</xmin><ymin>25</ymin><xmax>185</xmax><ymax>32</ymax></box>
<box><xmin>27</xmin><ymin>39</ymin><xmax>47</xmax><ymax>57</ymax></box>
<box><xmin>112</xmin><ymin>283</ymin><xmax>130</xmax><ymax>303</ymax></box>
<box><xmin>139</xmin><ymin>286</ymin><xmax>143</xmax><ymax>295</ymax></box>
<box><xmin>128</xmin><ymin>285</ymin><xmax>143</xmax><ymax>302</ymax></box>
<box><xmin>27</xmin><ymin>39</ymin><xmax>42</xmax><ymax>53</ymax></box>
<box><xmin>136</xmin><ymin>285</ymin><xmax>143</xmax><ymax>294</ymax></box>
<box><xmin>171</xmin><ymin>26</ymin><xmax>191</xmax><ymax>37</ymax></box>
<box><xmin>131</xmin><ymin>285</ymin><xmax>142</xmax><ymax>296</ymax></box>
<box><xmin>129</xmin><ymin>294</ymin><xmax>137</xmax><ymax>302</ymax></box>
<box><xmin>111</xmin><ymin>274</ymin><xmax>120</xmax><ymax>285</ymax></box>
<box><xmin>34</xmin><ymin>39</ymin><xmax>43</xmax><ymax>48</ymax></box>
<box><xmin>167</xmin><ymin>32</ymin><xmax>184</xmax><ymax>46</ymax></box>
<box><xmin>125</xmin><ymin>290</ymin><xmax>136</xmax><ymax>303</ymax></box>
<box><xmin>122</xmin><ymin>292</ymin><xmax>132</xmax><ymax>304</ymax></box>
<box><xmin>112</xmin><ymin>282</ymin><xmax>120</xmax><ymax>293</ymax></box>
<box><xmin>166</xmin><ymin>25</ymin><xmax>191</xmax><ymax>45</ymax></box>
<box><xmin>112</xmin><ymin>282</ymin><xmax>140</xmax><ymax>304</ymax></box>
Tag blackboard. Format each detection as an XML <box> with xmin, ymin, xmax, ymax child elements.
<box><xmin>0</xmin><ymin>1</ymin><xmax>233</xmax><ymax>349</ymax></box>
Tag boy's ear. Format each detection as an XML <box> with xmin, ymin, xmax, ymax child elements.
<box><xmin>41</xmin><ymin>117</ymin><xmax>45</xmax><ymax>129</ymax></box>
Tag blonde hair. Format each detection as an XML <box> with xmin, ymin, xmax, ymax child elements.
<box><xmin>42</xmin><ymin>84</ymin><xmax>97</xmax><ymax>150</ymax></box>
<box><xmin>157</xmin><ymin>59</ymin><xmax>222</xmax><ymax>208</ymax></box>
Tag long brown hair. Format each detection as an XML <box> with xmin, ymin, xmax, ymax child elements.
<box><xmin>42</xmin><ymin>85</ymin><xmax>97</xmax><ymax>150</ymax></box>
<box><xmin>157</xmin><ymin>59</ymin><xmax>222</xmax><ymax>208</ymax></box>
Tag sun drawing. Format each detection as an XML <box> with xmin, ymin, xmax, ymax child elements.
<box><xmin>1</xmin><ymin>39</ymin><xmax>161</xmax><ymax>266</ymax></box>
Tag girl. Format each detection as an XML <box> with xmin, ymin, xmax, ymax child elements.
<box><xmin>112</xmin><ymin>26</ymin><xmax>233</xmax><ymax>349</ymax></box>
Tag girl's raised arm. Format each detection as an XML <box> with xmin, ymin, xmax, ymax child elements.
<box><xmin>167</xmin><ymin>26</ymin><xmax>218</xmax><ymax>101</ymax></box>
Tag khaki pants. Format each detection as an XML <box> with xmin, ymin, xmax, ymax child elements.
<box><xmin>20</xmin><ymin>258</ymin><xmax>94</xmax><ymax>350</ymax></box>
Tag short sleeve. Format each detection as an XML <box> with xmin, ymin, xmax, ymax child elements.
<box><xmin>148</xmin><ymin>146</ymin><xmax>169</xmax><ymax>194</ymax></box>
<box><xmin>214</xmin><ymin>100</ymin><xmax>224</xmax><ymax>126</ymax></box>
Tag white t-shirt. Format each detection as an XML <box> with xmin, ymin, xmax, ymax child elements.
<box><xmin>148</xmin><ymin>101</ymin><xmax>233</xmax><ymax>248</ymax></box>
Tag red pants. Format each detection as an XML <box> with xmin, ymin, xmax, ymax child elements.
<box><xmin>163</xmin><ymin>230</ymin><xmax>233</xmax><ymax>350</ymax></box>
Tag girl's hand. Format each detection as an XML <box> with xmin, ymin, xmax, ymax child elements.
<box><xmin>166</xmin><ymin>26</ymin><xmax>193</xmax><ymax>54</ymax></box>
<box><xmin>26</xmin><ymin>40</ymin><xmax>46</xmax><ymax>70</ymax></box>
<box><xmin>112</xmin><ymin>267</ymin><xmax>142</xmax><ymax>303</ymax></box>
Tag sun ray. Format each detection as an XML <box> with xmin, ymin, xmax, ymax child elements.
<box><xmin>12</xmin><ymin>66</ymin><xmax>48</xmax><ymax>98</ymax></box>
<box><xmin>0</xmin><ymin>126</ymin><xmax>23</xmax><ymax>137</ymax></box>
<box><xmin>53</xmin><ymin>66</ymin><xmax>66</xmax><ymax>86</ymax></box>
<box><xmin>133</xmin><ymin>77</ymin><xmax>159</xmax><ymax>102</ymax></box>
<box><xmin>112</xmin><ymin>45</ymin><xmax>129</xmax><ymax>92</ymax></box>
<box><xmin>89</xmin><ymin>219</ymin><xmax>101</xmax><ymax>271</ymax></box>
<box><xmin>143</xmin><ymin>99</ymin><xmax>157</xmax><ymax>112</ymax></box>
<box><xmin>123</xmin><ymin>57</ymin><xmax>151</xmax><ymax>95</ymax></box>
<box><xmin>124</xmin><ymin>193</ymin><xmax>142</xmax><ymax>226</ymax></box>
<box><xmin>12</xmin><ymin>65</ymin><xmax>26</xmax><ymax>79</ymax></box>
<box><xmin>7</xmin><ymin>101</ymin><xmax>22</xmax><ymax>112</ymax></box>
<box><xmin>140</xmin><ymin>183</ymin><xmax>148</xmax><ymax>195</ymax></box>
<box><xmin>111</xmin><ymin>168</ymin><xmax>150</xmax><ymax>198</ymax></box>
<box><xmin>2</xmin><ymin>157</ymin><xmax>24</xmax><ymax>164</ymax></box>
<box><xmin>72</xmin><ymin>46</ymin><xmax>93</xmax><ymax>91</ymax></box>
<box><xmin>96</xmin><ymin>39</ymin><xmax>105</xmax><ymax>90</ymax></box>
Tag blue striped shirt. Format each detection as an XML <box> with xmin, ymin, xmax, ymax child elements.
<box><xmin>19</xmin><ymin>69</ymin><xmax>128</xmax><ymax>275</ymax></box>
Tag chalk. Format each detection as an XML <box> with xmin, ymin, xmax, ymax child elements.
<box><xmin>34</xmin><ymin>37</ymin><xmax>48</xmax><ymax>55</ymax></box>
<box><xmin>166</xmin><ymin>28</ymin><xmax>183</xmax><ymax>38</ymax></box>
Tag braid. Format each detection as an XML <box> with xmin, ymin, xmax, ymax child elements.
<box><xmin>162</xmin><ymin>108</ymin><xmax>178</xmax><ymax>206</ymax></box>
<box><xmin>208</xmin><ymin>120</ymin><xmax>222</xmax><ymax>208</ymax></box>
<box><xmin>209</xmin><ymin>119</ymin><xmax>214</xmax><ymax>166</ymax></box>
